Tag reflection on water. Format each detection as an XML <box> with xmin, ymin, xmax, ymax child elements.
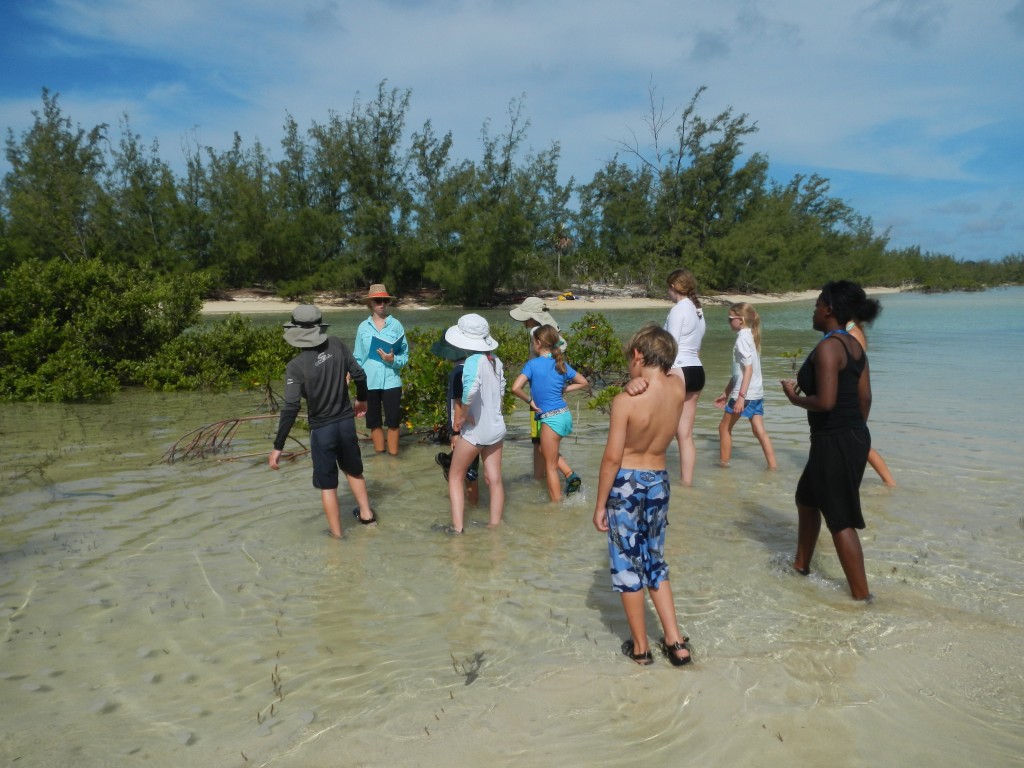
<box><xmin>2</xmin><ymin>292</ymin><xmax>1023</xmax><ymax>766</ymax></box>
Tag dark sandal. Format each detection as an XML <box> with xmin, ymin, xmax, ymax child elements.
<box><xmin>435</xmin><ymin>452</ymin><xmax>452</xmax><ymax>482</ymax></box>
<box><xmin>352</xmin><ymin>507</ymin><xmax>378</xmax><ymax>525</ymax></box>
<box><xmin>659</xmin><ymin>637</ymin><xmax>692</xmax><ymax>666</ymax></box>
<box><xmin>621</xmin><ymin>639</ymin><xmax>653</xmax><ymax>666</ymax></box>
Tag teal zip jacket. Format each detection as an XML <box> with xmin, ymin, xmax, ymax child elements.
<box><xmin>354</xmin><ymin>315</ymin><xmax>408</xmax><ymax>390</ymax></box>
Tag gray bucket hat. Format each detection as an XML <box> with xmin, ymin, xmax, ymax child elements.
<box><xmin>509</xmin><ymin>296</ymin><xmax>559</xmax><ymax>331</ymax></box>
<box><xmin>283</xmin><ymin>304</ymin><xmax>329</xmax><ymax>348</ymax></box>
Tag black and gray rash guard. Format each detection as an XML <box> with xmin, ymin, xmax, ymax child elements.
<box><xmin>273</xmin><ymin>336</ymin><xmax>368</xmax><ymax>450</ymax></box>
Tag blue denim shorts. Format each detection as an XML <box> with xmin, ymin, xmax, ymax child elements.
<box><xmin>725</xmin><ymin>397</ymin><xmax>764</xmax><ymax>418</ymax></box>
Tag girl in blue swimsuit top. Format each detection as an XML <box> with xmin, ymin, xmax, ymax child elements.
<box><xmin>511</xmin><ymin>325</ymin><xmax>590</xmax><ymax>502</ymax></box>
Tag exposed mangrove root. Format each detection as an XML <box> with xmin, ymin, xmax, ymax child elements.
<box><xmin>162</xmin><ymin>414</ymin><xmax>437</xmax><ymax>464</ymax></box>
<box><xmin>257</xmin><ymin>382</ymin><xmax>281</xmax><ymax>413</ymax></box>
<box><xmin>160</xmin><ymin>415</ymin><xmax>307</xmax><ymax>464</ymax></box>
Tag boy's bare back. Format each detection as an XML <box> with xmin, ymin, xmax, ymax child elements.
<box><xmin>616</xmin><ymin>370</ymin><xmax>686</xmax><ymax>470</ymax></box>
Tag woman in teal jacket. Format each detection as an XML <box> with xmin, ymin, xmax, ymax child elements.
<box><xmin>354</xmin><ymin>284</ymin><xmax>409</xmax><ymax>455</ymax></box>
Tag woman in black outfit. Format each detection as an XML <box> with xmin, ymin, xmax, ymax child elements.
<box><xmin>781</xmin><ymin>281</ymin><xmax>879</xmax><ymax>601</ymax></box>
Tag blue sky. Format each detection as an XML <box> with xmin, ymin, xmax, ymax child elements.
<box><xmin>2</xmin><ymin>0</ymin><xmax>1022</xmax><ymax>262</ymax></box>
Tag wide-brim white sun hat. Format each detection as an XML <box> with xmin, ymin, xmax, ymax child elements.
<box><xmin>444</xmin><ymin>313</ymin><xmax>498</xmax><ymax>352</ymax></box>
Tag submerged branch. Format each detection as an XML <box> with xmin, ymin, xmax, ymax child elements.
<box><xmin>161</xmin><ymin>413</ymin><xmax>438</xmax><ymax>464</ymax></box>
<box><xmin>161</xmin><ymin>414</ymin><xmax>306</xmax><ymax>464</ymax></box>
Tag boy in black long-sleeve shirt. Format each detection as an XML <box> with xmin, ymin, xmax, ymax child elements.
<box><xmin>269</xmin><ymin>304</ymin><xmax>377</xmax><ymax>537</ymax></box>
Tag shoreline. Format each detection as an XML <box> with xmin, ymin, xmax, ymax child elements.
<box><xmin>201</xmin><ymin>286</ymin><xmax>904</xmax><ymax>314</ymax></box>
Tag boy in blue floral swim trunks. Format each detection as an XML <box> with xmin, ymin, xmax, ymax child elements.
<box><xmin>593</xmin><ymin>324</ymin><xmax>693</xmax><ymax>667</ymax></box>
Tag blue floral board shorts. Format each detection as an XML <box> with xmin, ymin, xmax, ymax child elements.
<box><xmin>605</xmin><ymin>468</ymin><xmax>671</xmax><ymax>593</ymax></box>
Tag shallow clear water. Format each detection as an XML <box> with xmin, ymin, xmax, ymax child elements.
<box><xmin>2</xmin><ymin>289</ymin><xmax>1022</xmax><ymax>767</ymax></box>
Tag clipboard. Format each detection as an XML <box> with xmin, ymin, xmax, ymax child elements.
<box><xmin>369</xmin><ymin>335</ymin><xmax>402</xmax><ymax>358</ymax></box>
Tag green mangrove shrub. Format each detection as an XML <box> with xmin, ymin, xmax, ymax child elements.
<box><xmin>133</xmin><ymin>313</ymin><xmax>292</xmax><ymax>393</ymax></box>
<box><xmin>565</xmin><ymin>311</ymin><xmax>628</xmax><ymax>386</ymax></box>
<box><xmin>0</xmin><ymin>257</ymin><xmax>208</xmax><ymax>402</ymax></box>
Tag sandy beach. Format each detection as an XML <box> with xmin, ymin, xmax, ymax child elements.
<box><xmin>201</xmin><ymin>286</ymin><xmax>904</xmax><ymax>314</ymax></box>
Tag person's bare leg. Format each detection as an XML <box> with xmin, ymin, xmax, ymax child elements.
<box><xmin>677</xmin><ymin>391</ymin><xmax>700</xmax><ymax>486</ymax></box>
<box><xmin>320</xmin><ymin>489</ymin><xmax>343</xmax><ymax>538</ymax></box>
<box><xmin>557</xmin><ymin>455</ymin><xmax>572</xmax><ymax>477</ymax></box>
<box><xmin>386</xmin><ymin>428</ymin><xmax>399</xmax><ymax>456</ymax></box>
<box><xmin>447</xmin><ymin>440</ymin><xmax>477</xmax><ymax>532</ymax></box>
<box><xmin>480</xmin><ymin>442</ymin><xmax>504</xmax><ymax>527</ymax></box>
<box><xmin>450</xmin><ymin>436</ymin><xmax>478</xmax><ymax>506</ymax></box>
<box><xmin>718</xmin><ymin>411</ymin><xmax>739</xmax><ymax>466</ymax></box>
<box><xmin>370</xmin><ymin>427</ymin><xmax>385</xmax><ymax>453</ymax></box>
<box><xmin>832</xmin><ymin>527</ymin><xmax>871</xmax><ymax>600</ymax></box>
<box><xmin>794</xmin><ymin>503</ymin><xmax>821</xmax><ymax>574</ymax></box>
<box><xmin>649</xmin><ymin>580</ymin><xmax>690</xmax><ymax>662</ymax></box>
<box><xmin>750</xmin><ymin>415</ymin><xmax>777</xmax><ymax>469</ymax></box>
<box><xmin>620</xmin><ymin>590</ymin><xmax>649</xmax><ymax>655</ymax></box>
<box><xmin>345</xmin><ymin>473</ymin><xmax>375</xmax><ymax>525</ymax></box>
<box><xmin>539</xmin><ymin>425</ymin><xmax>562</xmax><ymax>501</ymax></box>
<box><xmin>868</xmin><ymin>448</ymin><xmax>896</xmax><ymax>487</ymax></box>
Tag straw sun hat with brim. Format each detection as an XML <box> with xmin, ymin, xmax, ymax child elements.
<box><xmin>366</xmin><ymin>283</ymin><xmax>395</xmax><ymax>301</ymax></box>
<box><xmin>509</xmin><ymin>296</ymin><xmax>558</xmax><ymax>331</ymax></box>
<box><xmin>444</xmin><ymin>313</ymin><xmax>499</xmax><ymax>353</ymax></box>
<box><xmin>283</xmin><ymin>304</ymin><xmax>329</xmax><ymax>348</ymax></box>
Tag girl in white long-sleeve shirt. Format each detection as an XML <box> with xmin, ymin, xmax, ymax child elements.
<box><xmin>442</xmin><ymin>314</ymin><xmax>506</xmax><ymax>533</ymax></box>
<box><xmin>663</xmin><ymin>269</ymin><xmax>706</xmax><ymax>486</ymax></box>
<box><xmin>624</xmin><ymin>269</ymin><xmax>708</xmax><ymax>485</ymax></box>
